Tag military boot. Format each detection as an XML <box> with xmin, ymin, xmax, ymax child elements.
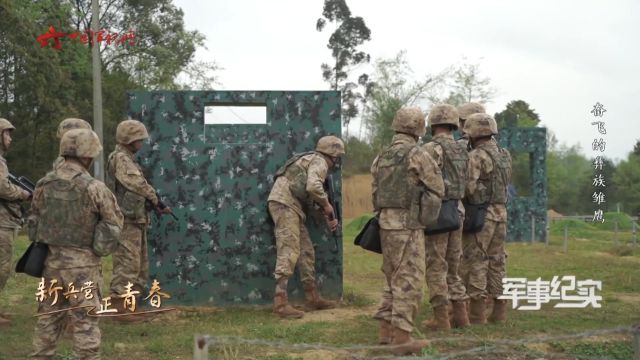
<box><xmin>303</xmin><ymin>282</ymin><xmax>336</xmax><ymax>311</ymax></box>
<box><xmin>451</xmin><ymin>300</ymin><xmax>470</xmax><ymax>328</ymax></box>
<box><xmin>390</xmin><ymin>327</ymin><xmax>430</xmax><ymax>355</ymax></box>
<box><xmin>488</xmin><ymin>299</ymin><xmax>507</xmax><ymax>323</ymax></box>
<box><xmin>273</xmin><ymin>278</ymin><xmax>304</xmax><ymax>319</ymax></box>
<box><xmin>421</xmin><ymin>305</ymin><xmax>451</xmax><ymax>331</ymax></box>
<box><xmin>469</xmin><ymin>298</ymin><xmax>487</xmax><ymax>325</ymax></box>
<box><xmin>378</xmin><ymin>320</ymin><xmax>392</xmax><ymax>345</ymax></box>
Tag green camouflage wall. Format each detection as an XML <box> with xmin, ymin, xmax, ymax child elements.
<box><xmin>127</xmin><ymin>91</ymin><xmax>342</xmax><ymax>306</ymax></box>
<box><xmin>497</xmin><ymin>128</ymin><xmax>547</xmax><ymax>242</ymax></box>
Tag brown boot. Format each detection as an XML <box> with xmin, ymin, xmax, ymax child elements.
<box><xmin>421</xmin><ymin>305</ymin><xmax>451</xmax><ymax>331</ymax></box>
<box><xmin>390</xmin><ymin>327</ymin><xmax>430</xmax><ymax>355</ymax></box>
<box><xmin>451</xmin><ymin>301</ymin><xmax>470</xmax><ymax>328</ymax></box>
<box><xmin>488</xmin><ymin>299</ymin><xmax>507</xmax><ymax>323</ymax></box>
<box><xmin>469</xmin><ymin>298</ymin><xmax>486</xmax><ymax>325</ymax></box>
<box><xmin>273</xmin><ymin>278</ymin><xmax>304</xmax><ymax>319</ymax></box>
<box><xmin>303</xmin><ymin>282</ymin><xmax>336</xmax><ymax>311</ymax></box>
<box><xmin>378</xmin><ymin>320</ymin><xmax>392</xmax><ymax>344</ymax></box>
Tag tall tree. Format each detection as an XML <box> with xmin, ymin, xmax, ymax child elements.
<box><xmin>316</xmin><ymin>0</ymin><xmax>372</xmax><ymax>133</ymax></box>
<box><xmin>428</xmin><ymin>60</ymin><xmax>496</xmax><ymax>106</ymax></box>
<box><xmin>495</xmin><ymin>100</ymin><xmax>540</xmax><ymax>128</ymax></box>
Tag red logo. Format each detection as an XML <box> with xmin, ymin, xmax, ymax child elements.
<box><xmin>36</xmin><ymin>26</ymin><xmax>136</xmax><ymax>50</ymax></box>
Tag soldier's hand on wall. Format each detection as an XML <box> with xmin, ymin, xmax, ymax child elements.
<box><xmin>327</xmin><ymin>218</ymin><xmax>338</xmax><ymax>232</ymax></box>
<box><xmin>323</xmin><ymin>204</ymin><xmax>334</xmax><ymax>219</ymax></box>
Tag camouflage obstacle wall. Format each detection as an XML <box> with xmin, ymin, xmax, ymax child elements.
<box><xmin>497</xmin><ymin>128</ymin><xmax>547</xmax><ymax>242</ymax></box>
<box><xmin>127</xmin><ymin>91</ymin><xmax>342</xmax><ymax>306</ymax></box>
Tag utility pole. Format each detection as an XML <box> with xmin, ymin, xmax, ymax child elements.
<box><xmin>91</xmin><ymin>0</ymin><xmax>104</xmax><ymax>181</ymax></box>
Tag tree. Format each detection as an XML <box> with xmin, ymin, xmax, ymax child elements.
<box><xmin>613</xmin><ymin>155</ymin><xmax>640</xmax><ymax>215</ymax></box>
<box><xmin>495</xmin><ymin>100</ymin><xmax>540</xmax><ymax>128</ymax></box>
<box><xmin>633</xmin><ymin>140</ymin><xmax>640</xmax><ymax>158</ymax></box>
<box><xmin>342</xmin><ymin>136</ymin><xmax>375</xmax><ymax>177</ymax></box>
<box><xmin>316</xmin><ymin>0</ymin><xmax>372</xmax><ymax>133</ymax></box>
<box><xmin>363</xmin><ymin>51</ymin><xmax>437</xmax><ymax>150</ymax></box>
<box><xmin>427</xmin><ymin>60</ymin><xmax>496</xmax><ymax>107</ymax></box>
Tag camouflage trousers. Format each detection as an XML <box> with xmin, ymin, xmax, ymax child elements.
<box><xmin>425</xmin><ymin>218</ymin><xmax>468</xmax><ymax>307</ymax></box>
<box><xmin>30</xmin><ymin>266</ymin><xmax>102</xmax><ymax>360</ymax></box>
<box><xmin>373</xmin><ymin>229</ymin><xmax>426</xmax><ymax>333</ymax></box>
<box><xmin>269</xmin><ymin>201</ymin><xmax>316</xmax><ymax>284</ymax></box>
<box><xmin>461</xmin><ymin>220</ymin><xmax>507</xmax><ymax>300</ymax></box>
<box><xmin>110</xmin><ymin>223</ymin><xmax>149</xmax><ymax>295</ymax></box>
<box><xmin>0</xmin><ymin>227</ymin><xmax>16</xmax><ymax>293</ymax></box>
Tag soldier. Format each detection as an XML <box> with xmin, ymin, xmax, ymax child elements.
<box><xmin>107</xmin><ymin>120</ymin><xmax>170</xmax><ymax>317</ymax></box>
<box><xmin>0</xmin><ymin>118</ymin><xmax>31</xmax><ymax>326</ymax></box>
<box><xmin>371</xmin><ymin>107</ymin><xmax>444</xmax><ymax>354</ymax></box>
<box><xmin>456</xmin><ymin>102</ymin><xmax>486</xmax><ymax>150</ymax></box>
<box><xmin>268</xmin><ymin>135</ymin><xmax>344</xmax><ymax>319</ymax></box>
<box><xmin>28</xmin><ymin>129</ymin><xmax>123</xmax><ymax>359</ymax></box>
<box><xmin>461</xmin><ymin>113</ymin><xmax>512</xmax><ymax>324</ymax></box>
<box><xmin>421</xmin><ymin>105</ymin><xmax>470</xmax><ymax>331</ymax></box>
<box><xmin>53</xmin><ymin>118</ymin><xmax>92</xmax><ymax>170</ymax></box>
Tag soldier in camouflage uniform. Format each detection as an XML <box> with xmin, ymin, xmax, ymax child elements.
<box><xmin>421</xmin><ymin>105</ymin><xmax>470</xmax><ymax>331</ymax></box>
<box><xmin>28</xmin><ymin>129</ymin><xmax>123</xmax><ymax>359</ymax></box>
<box><xmin>461</xmin><ymin>113</ymin><xmax>512</xmax><ymax>324</ymax></box>
<box><xmin>371</xmin><ymin>107</ymin><xmax>444</xmax><ymax>355</ymax></box>
<box><xmin>52</xmin><ymin>118</ymin><xmax>92</xmax><ymax>170</ymax></box>
<box><xmin>0</xmin><ymin>119</ymin><xmax>31</xmax><ymax>326</ymax></box>
<box><xmin>107</xmin><ymin>120</ymin><xmax>170</xmax><ymax>317</ymax></box>
<box><xmin>268</xmin><ymin>135</ymin><xmax>344</xmax><ymax>319</ymax></box>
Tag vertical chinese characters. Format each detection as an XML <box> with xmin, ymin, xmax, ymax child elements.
<box><xmin>590</xmin><ymin>102</ymin><xmax>607</xmax><ymax>223</ymax></box>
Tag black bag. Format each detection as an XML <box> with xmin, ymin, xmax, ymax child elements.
<box><xmin>425</xmin><ymin>199</ymin><xmax>460</xmax><ymax>235</ymax></box>
<box><xmin>15</xmin><ymin>242</ymin><xmax>48</xmax><ymax>278</ymax></box>
<box><xmin>463</xmin><ymin>201</ymin><xmax>488</xmax><ymax>233</ymax></box>
<box><xmin>354</xmin><ymin>217</ymin><xmax>382</xmax><ymax>254</ymax></box>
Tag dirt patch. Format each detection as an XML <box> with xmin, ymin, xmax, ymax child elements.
<box><xmin>293</xmin><ymin>305</ymin><xmax>377</xmax><ymax>324</ymax></box>
<box><xmin>612</xmin><ymin>292</ymin><xmax>640</xmax><ymax>304</ymax></box>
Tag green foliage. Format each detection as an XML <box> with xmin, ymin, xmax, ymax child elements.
<box><xmin>495</xmin><ymin>100</ymin><xmax>540</xmax><ymax>128</ymax></box>
<box><xmin>317</xmin><ymin>0</ymin><xmax>372</xmax><ymax>129</ymax></box>
<box><xmin>342</xmin><ymin>137</ymin><xmax>375</xmax><ymax>177</ymax></box>
<box><xmin>612</xmin><ymin>154</ymin><xmax>640</xmax><ymax>215</ymax></box>
<box><xmin>344</xmin><ymin>213</ymin><xmax>373</xmax><ymax>234</ymax></box>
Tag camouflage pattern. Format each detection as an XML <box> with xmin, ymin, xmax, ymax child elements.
<box><xmin>56</xmin><ymin>118</ymin><xmax>92</xmax><ymax>139</ymax></box>
<box><xmin>427</xmin><ymin>104</ymin><xmax>459</xmax><ymax>129</ymax></box>
<box><xmin>422</xmin><ymin>132</ymin><xmax>468</xmax><ymax>306</ymax></box>
<box><xmin>457</xmin><ymin>103</ymin><xmax>486</xmax><ymax>121</ymax></box>
<box><xmin>316</xmin><ymin>135</ymin><xmax>345</xmax><ymax>157</ymax></box>
<box><xmin>466</xmin><ymin>139</ymin><xmax>511</xmax><ymax>222</ymax></box>
<box><xmin>462</xmin><ymin>220</ymin><xmax>507</xmax><ymax>300</ymax></box>
<box><xmin>371</xmin><ymin>133</ymin><xmax>444</xmax><ymax>230</ymax></box>
<box><xmin>0</xmin><ymin>151</ymin><xmax>29</xmax><ymax>228</ymax></box>
<box><xmin>0</xmin><ymin>228</ymin><xmax>15</xmax><ymax>292</ymax></box>
<box><xmin>464</xmin><ymin>113</ymin><xmax>498</xmax><ymax>138</ymax></box>
<box><xmin>373</xmin><ymin>229</ymin><xmax>426</xmax><ymax>333</ymax></box>
<box><xmin>106</xmin><ymin>144</ymin><xmax>158</xmax><ymax>224</ymax></box>
<box><xmin>29</xmin><ymin>157</ymin><xmax>122</xmax><ymax>359</ymax></box>
<box><xmin>269</xmin><ymin>152</ymin><xmax>331</xmax><ymax>215</ymax></box>
<box><xmin>29</xmin><ymin>266</ymin><xmax>102</xmax><ymax>360</ymax></box>
<box><xmin>0</xmin><ymin>118</ymin><xmax>15</xmax><ymax>133</ymax></box>
<box><xmin>392</xmin><ymin>107</ymin><xmax>426</xmax><ymax>137</ymax></box>
<box><xmin>59</xmin><ymin>129</ymin><xmax>103</xmax><ymax>158</ymax></box>
<box><xmin>268</xmin><ymin>201</ymin><xmax>315</xmax><ymax>284</ymax></box>
<box><xmin>425</xmin><ymin>222</ymin><xmax>467</xmax><ymax>306</ymax></box>
<box><xmin>111</xmin><ymin>223</ymin><xmax>149</xmax><ymax>295</ymax></box>
<box><xmin>127</xmin><ymin>91</ymin><xmax>342</xmax><ymax>305</ymax></box>
<box><xmin>116</xmin><ymin>119</ymin><xmax>149</xmax><ymax>145</ymax></box>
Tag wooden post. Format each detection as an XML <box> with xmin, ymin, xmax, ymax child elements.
<box><xmin>633</xmin><ymin>222</ymin><xmax>637</xmax><ymax>247</ymax></box>
<box><xmin>634</xmin><ymin>326</ymin><xmax>640</xmax><ymax>360</ymax></box>
<box><xmin>194</xmin><ymin>335</ymin><xmax>209</xmax><ymax>360</ymax></box>
<box><xmin>531</xmin><ymin>214</ymin><xmax>536</xmax><ymax>244</ymax></box>
<box><xmin>563</xmin><ymin>224</ymin><xmax>568</xmax><ymax>254</ymax></box>
<box><xmin>614</xmin><ymin>221</ymin><xmax>619</xmax><ymax>245</ymax></box>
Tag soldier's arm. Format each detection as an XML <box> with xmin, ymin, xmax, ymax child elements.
<box><xmin>0</xmin><ymin>160</ymin><xmax>29</xmax><ymax>201</ymax></box>
<box><xmin>422</xmin><ymin>142</ymin><xmax>443</xmax><ymax>170</ymax></box>
<box><xmin>113</xmin><ymin>154</ymin><xmax>159</xmax><ymax>206</ymax></box>
<box><xmin>306</xmin><ymin>156</ymin><xmax>330</xmax><ymax>208</ymax></box>
<box><xmin>370</xmin><ymin>156</ymin><xmax>379</xmax><ymax>213</ymax></box>
<box><xmin>26</xmin><ymin>185</ymin><xmax>45</xmax><ymax>241</ymax></box>
<box><xmin>87</xmin><ymin>181</ymin><xmax>124</xmax><ymax>256</ymax></box>
<box><xmin>409</xmin><ymin>148</ymin><xmax>444</xmax><ymax>198</ymax></box>
<box><xmin>466</xmin><ymin>150</ymin><xmax>487</xmax><ymax>196</ymax></box>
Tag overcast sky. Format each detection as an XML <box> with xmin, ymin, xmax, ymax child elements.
<box><xmin>174</xmin><ymin>0</ymin><xmax>639</xmax><ymax>161</ymax></box>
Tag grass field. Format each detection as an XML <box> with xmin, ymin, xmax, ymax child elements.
<box><xmin>1</xmin><ymin>218</ymin><xmax>639</xmax><ymax>359</ymax></box>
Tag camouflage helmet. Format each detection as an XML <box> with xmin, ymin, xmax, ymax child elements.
<box><xmin>316</xmin><ymin>135</ymin><xmax>345</xmax><ymax>157</ymax></box>
<box><xmin>60</xmin><ymin>129</ymin><xmax>103</xmax><ymax>158</ymax></box>
<box><xmin>116</xmin><ymin>119</ymin><xmax>148</xmax><ymax>145</ymax></box>
<box><xmin>464</xmin><ymin>113</ymin><xmax>498</xmax><ymax>138</ymax></box>
<box><xmin>392</xmin><ymin>107</ymin><xmax>426</xmax><ymax>137</ymax></box>
<box><xmin>427</xmin><ymin>104</ymin><xmax>459</xmax><ymax>129</ymax></box>
<box><xmin>0</xmin><ymin>118</ymin><xmax>15</xmax><ymax>133</ymax></box>
<box><xmin>457</xmin><ymin>102</ymin><xmax>486</xmax><ymax>120</ymax></box>
<box><xmin>57</xmin><ymin>118</ymin><xmax>92</xmax><ymax>139</ymax></box>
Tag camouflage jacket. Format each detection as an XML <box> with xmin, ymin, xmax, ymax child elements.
<box><xmin>107</xmin><ymin>144</ymin><xmax>158</xmax><ymax>224</ymax></box>
<box><xmin>424</xmin><ymin>133</ymin><xmax>468</xmax><ymax>217</ymax></box>
<box><xmin>371</xmin><ymin>133</ymin><xmax>444</xmax><ymax>230</ymax></box>
<box><xmin>268</xmin><ymin>152</ymin><xmax>331</xmax><ymax>220</ymax></box>
<box><xmin>0</xmin><ymin>151</ymin><xmax>30</xmax><ymax>229</ymax></box>
<box><xmin>29</xmin><ymin>160</ymin><xmax>124</xmax><ymax>269</ymax></box>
